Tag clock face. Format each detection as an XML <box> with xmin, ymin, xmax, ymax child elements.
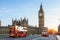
<box><xmin>39</xmin><ymin>13</ymin><xmax>42</xmax><ymax>16</ymax></box>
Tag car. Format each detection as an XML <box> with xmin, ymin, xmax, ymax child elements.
<box><xmin>42</xmin><ymin>34</ymin><xmax>49</xmax><ymax>37</ymax></box>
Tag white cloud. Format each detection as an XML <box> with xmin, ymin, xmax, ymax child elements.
<box><xmin>0</xmin><ymin>10</ymin><xmax>8</xmax><ymax>13</ymax></box>
<box><xmin>0</xmin><ymin>8</ymin><xmax>9</xmax><ymax>13</ymax></box>
<box><xmin>0</xmin><ymin>7</ymin><xmax>18</xmax><ymax>13</ymax></box>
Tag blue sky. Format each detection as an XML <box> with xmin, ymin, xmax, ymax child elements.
<box><xmin>0</xmin><ymin>0</ymin><xmax>60</xmax><ymax>31</ymax></box>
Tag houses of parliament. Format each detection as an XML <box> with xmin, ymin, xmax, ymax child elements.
<box><xmin>0</xmin><ymin>4</ymin><xmax>45</xmax><ymax>34</ymax></box>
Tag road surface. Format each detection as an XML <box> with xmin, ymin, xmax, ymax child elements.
<box><xmin>0</xmin><ymin>34</ymin><xmax>58</xmax><ymax>40</ymax></box>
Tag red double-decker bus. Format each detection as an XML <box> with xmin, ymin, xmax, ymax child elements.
<box><xmin>9</xmin><ymin>25</ymin><xmax>28</xmax><ymax>37</ymax></box>
<box><xmin>42</xmin><ymin>27</ymin><xmax>49</xmax><ymax>37</ymax></box>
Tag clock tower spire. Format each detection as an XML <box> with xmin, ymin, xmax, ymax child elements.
<box><xmin>38</xmin><ymin>4</ymin><xmax>44</xmax><ymax>34</ymax></box>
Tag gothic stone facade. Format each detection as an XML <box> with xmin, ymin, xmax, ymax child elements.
<box><xmin>38</xmin><ymin>4</ymin><xmax>44</xmax><ymax>34</ymax></box>
<box><xmin>0</xmin><ymin>18</ymin><xmax>39</xmax><ymax>34</ymax></box>
<box><xmin>58</xmin><ymin>25</ymin><xmax>60</xmax><ymax>35</ymax></box>
<box><xmin>12</xmin><ymin>18</ymin><xmax>39</xmax><ymax>34</ymax></box>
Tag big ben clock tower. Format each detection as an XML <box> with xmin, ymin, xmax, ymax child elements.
<box><xmin>38</xmin><ymin>4</ymin><xmax>44</xmax><ymax>34</ymax></box>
